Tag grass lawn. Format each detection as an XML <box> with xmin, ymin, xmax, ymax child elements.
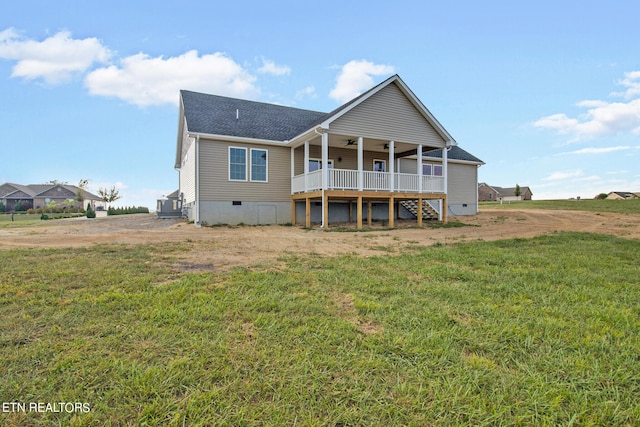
<box><xmin>0</xmin><ymin>213</ymin><xmax>85</xmax><ymax>229</ymax></box>
<box><xmin>480</xmin><ymin>198</ymin><xmax>640</xmax><ymax>215</ymax></box>
<box><xmin>1</xmin><ymin>233</ymin><xmax>639</xmax><ymax>425</ymax></box>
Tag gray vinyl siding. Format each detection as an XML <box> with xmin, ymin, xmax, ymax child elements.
<box><xmin>199</xmin><ymin>140</ymin><xmax>290</xmax><ymax>202</ymax></box>
<box><xmin>329</xmin><ymin>82</ymin><xmax>446</xmax><ymax>147</ymax></box>
<box><xmin>447</xmin><ymin>163</ymin><xmax>477</xmax><ymax>205</ymax></box>
<box><xmin>178</xmin><ymin>123</ymin><xmax>196</xmax><ymax>204</ymax></box>
<box><xmin>398</xmin><ymin>157</ymin><xmax>418</xmax><ymax>174</ymax></box>
<box><xmin>180</xmin><ymin>118</ymin><xmax>193</xmax><ymax>160</ymax></box>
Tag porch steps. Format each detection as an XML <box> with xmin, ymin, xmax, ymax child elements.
<box><xmin>400</xmin><ymin>200</ymin><xmax>439</xmax><ymax>220</ymax></box>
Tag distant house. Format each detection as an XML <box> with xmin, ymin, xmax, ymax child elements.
<box><xmin>606</xmin><ymin>191</ymin><xmax>639</xmax><ymax>200</ymax></box>
<box><xmin>175</xmin><ymin>74</ymin><xmax>484</xmax><ymax>228</ymax></box>
<box><xmin>156</xmin><ymin>190</ymin><xmax>183</xmax><ymax>218</ymax></box>
<box><xmin>478</xmin><ymin>183</ymin><xmax>532</xmax><ymax>201</ymax></box>
<box><xmin>0</xmin><ymin>182</ymin><xmax>104</xmax><ymax>211</ymax></box>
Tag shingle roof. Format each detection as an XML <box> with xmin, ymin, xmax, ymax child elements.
<box><xmin>181</xmin><ymin>90</ymin><xmax>328</xmax><ymax>141</ymax></box>
<box><xmin>422</xmin><ymin>146</ymin><xmax>484</xmax><ymax>164</ymax></box>
<box><xmin>486</xmin><ymin>185</ymin><xmax>532</xmax><ymax>197</ymax></box>
<box><xmin>0</xmin><ymin>183</ymin><xmax>101</xmax><ymax>201</ymax></box>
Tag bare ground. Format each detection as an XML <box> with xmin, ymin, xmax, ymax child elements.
<box><xmin>1</xmin><ymin>209</ymin><xmax>639</xmax><ymax>271</ymax></box>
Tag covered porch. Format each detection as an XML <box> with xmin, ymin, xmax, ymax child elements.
<box><xmin>289</xmin><ymin>131</ymin><xmax>450</xmax><ymax>229</ymax></box>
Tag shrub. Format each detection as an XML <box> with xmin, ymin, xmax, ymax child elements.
<box><xmin>107</xmin><ymin>206</ymin><xmax>150</xmax><ymax>216</ymax></box>
<box><xmin>86</xmin><ymin>203</ymin><xmax>96</xmax><ymax>219</ymax></box>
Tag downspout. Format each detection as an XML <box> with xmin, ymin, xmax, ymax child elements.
<box><xmin>195</xmin><ymin>135</ymin><xmax>201</xmax><ymax>227</ymax></box>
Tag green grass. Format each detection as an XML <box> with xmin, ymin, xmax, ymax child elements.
<box><xmin>480</xmin><ymin>198</ymin><xmax>640</xmax><ymax>214</ymax></box>
<box><xmin>0</xmin><ymin>213</ymin><xmax>85</xmax><ymax>229</ymax></box>
<box><xmin>1</xmin><ymin>234</ymin><xmax>639</xmax><ymax>425</ymax></box>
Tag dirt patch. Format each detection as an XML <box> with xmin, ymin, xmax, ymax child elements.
<box><xmin>333</xmin><ymin>293</ymin><xmax>383</xmax><ymax>335</ymax></box>
<box><xmin>1</xmin><ymin>210</ymin><xmax>639</xmax><ymax>271</ymax></box>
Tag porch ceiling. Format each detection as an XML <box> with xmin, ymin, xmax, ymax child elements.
<box><xmin>303</xmin><ymin>133</ymin><xmax>436</xmax><ymax>154</ymax></box>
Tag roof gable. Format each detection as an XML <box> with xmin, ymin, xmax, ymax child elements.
<box><xmin>0</xmin><ymin>183</ymin><xmax>19</xmax><ymax>198</ymax></box>
<box><xmin>5</xmin><ymin>189</ymin><xmax>33</xmax><ymax>199</ymax></box>
<box><xmin>319</xmin><ymin>75</ymin><xmax>456</xmax><ymax>146</ymax></box>
<box><xmin>36</xmin><ymin>185</ymin><xmax>76</xmax><ymax>198</ymax></box>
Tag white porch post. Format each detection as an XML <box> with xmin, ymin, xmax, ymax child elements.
<box><xmin>443</xmin><ymin>145</ymin><xmax>448</xmax><ymax>195</ymax></box>
<box><xmin>321</xmin><ymin>131</ymin><xmax>329</xmax><ymax>228</ymax></box>
<box><xmin>290</xmin><ymin>147</ymin><xmax>295</xmax><ymax>178</ymax></box>
<box><xmin>321</xmin><ymin>132</ymin><xmax>329</xmax><ymax>190</ymax></box>
<box><xmin>388</xmin><ymin>140</ymin><xmax>395</xmax><ymax>191</ymax></box>
<box><xmin>304</xmin><ymin>140</ymin><xmax>309</xmax><ymax>191</ymax></box>
<box><xmin>357</xmin><ymin>136</ymin><xmax>364</xmax><ymax>191</ymax></box>
<box><xmin>417</xmin><ymin>144</ymin><xmax>423</xmax><ymax>193</ymax></box>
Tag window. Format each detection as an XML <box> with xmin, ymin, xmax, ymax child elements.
<box><xmin>250</xmin><ymin>149</ymin><xmax>268</xmax><ymax>182</ymax></box>
<box><xmin>229</xmin><ymin>147</ymin><xmax>269</xmax><ymax>182</ymax></box>
<box><xmin>308</xmin><ymin>158</ymin><xmax>333</xmax><ymax>171</ymax></box>
<box><xmin>229</xmin><ymin>147</ymin><xmax>247</xmax><ymax>181</ymax></box>
<box><xmin>373</xmin><ymin>159</ymin><xmax>386</xmax><ymax>172</ymax></box>
<box><xmin>422</xmin><ymin>163</ymin><xmax>443</xmax><ymax>176</ymax></box>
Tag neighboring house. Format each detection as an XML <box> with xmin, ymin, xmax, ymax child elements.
<box><xmin>478</xmin><ymin>183</ymin><xmax>532</xmax><ymax>201</ymax></box>
<box><xmin>606</xmin><ymin>191</ymin><xmax>639</xmax><ymax>200</ymax></box>
<box><xmin>0</xmin><ymin>183</ymin><xmax>104</xmax><ymax>211</ymax></box>
<box><xmin>156</xmin><ymin>190</ymin><xmax>183</xmax><ymax>218</ymax></box>
<box><xmin>175</xmin><ymin>74</ymin><xmax>484</xmax><ymax>228</ymax></box>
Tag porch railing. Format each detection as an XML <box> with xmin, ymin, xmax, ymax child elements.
<box><xmin>292</xmin><ymin>168</ymin><xmax>445</xmax><ymax>194</ymax></box>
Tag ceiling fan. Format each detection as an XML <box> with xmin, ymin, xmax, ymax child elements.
<box><xmin>345</xmin><ymin>139</ymin><xmax>357</xmax><ymax>146</ymax></box>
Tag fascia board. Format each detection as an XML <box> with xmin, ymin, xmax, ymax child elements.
<box><xmin>188</xmin><ymin>131</ymin><xmax>289</xmax><ymax>147</ymax></box>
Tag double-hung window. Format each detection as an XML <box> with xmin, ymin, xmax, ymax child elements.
<box><xmin>229</xmin><ymin>147</ymin><xmax>247</xmax><ymax>181</ymax></box>
<box><xmin>422</xmin><ymin>163</ymin><xmax>443</xmax><ymax>176</ymax></box>
<box><xmin>250</xmin><ymin>148</ymin><xmax>268</xmax><ymax>182</ymax></box>
<box><xmin>229</xmin><ymin>147</ymin><xmax>268</xmax><ymax>182</ymax></box>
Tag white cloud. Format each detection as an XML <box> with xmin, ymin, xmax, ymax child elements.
<box><xmin>542</xmin><ymin>169</ymin><xmax>583</xmax><ymax>181</ymax></box>
<box><xmin>257</xmin><ymin>58</ymin><xmax>290</xmax><ymax>76</ymax></box>
<box><xmin>84</xmin><ymin>50</ymin><xmax>258</xmax><ymax>107</ymax></box>
<box><xmin>295</xmin><ymin>85</ymin><xmax>316</xmax><ymax>100</ymax></box>
<box><xmin>561</xmin><ymin>146</ymin><xmax>633</xmax><ymax>155</ymax></box>
<box><xmin>0</xmin><ymin>28</ymin><xmax>111</xmax><ymax>84</ymax></box>
<box><xmin>612</xmin><ymin>70</ymin><xmax>640</xmax><ymax>99</ymax></box>
<box><xmin>533</xmin><ymin>71</ymin><xmax>640</xmax><ymax>141</ymax></box>
<box><xmin>329</xmin><ymin>59</ymin><xmax>394</xmax><ymax>103</ymax></box>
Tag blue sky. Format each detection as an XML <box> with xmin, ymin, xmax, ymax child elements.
<box><xmin>1</xmin><ymin>1</ymin><xmax>639</xmax><ymax>207</ymax></box>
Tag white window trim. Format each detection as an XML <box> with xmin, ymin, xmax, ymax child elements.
<box><xmin>422</xmin><ymin>162</ymin><xmax>443</xmax><ymax>176</ymax></box>
<box><xmin>308</xmin><ymin>158</ymin><xmax>334</xmax><ymax>170</ymax></box>
<box><xmin>229</xmin><ymin>146</ymin><xmax>248</xmax><ymax>181</ymax></box>
<box><xmin>373</xmin><ymin>159</ymin><xmax>387</xmax><ymax>172</ymax></box>
<box><xmin>250</xmin><ymin>148</ymin><xmax>268</xmax><ymax>183</ymax></box>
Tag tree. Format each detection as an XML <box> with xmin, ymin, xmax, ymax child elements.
<box><xmin>75</xmin><ymin>179</ymin><xmax>89</xmax><ymax>208</ymax></box>
<box><xmin>47</xmin><ymin>179</ymin><xmax>68</xmax><ymax>185</ymax></box>
<box><xmin>98</xmin><ymin>186</ymin><xmax>122</xmax><ymax>207</ymax></box>
<box><xmin>514</xmin><ymin>184</ymin><xmax>521</xmax><ymax>197</ymax></box>
<box><xmin>85</xmin><ymin>203</ymin><xmax>96</xmax><ymax>218</ymax></box>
